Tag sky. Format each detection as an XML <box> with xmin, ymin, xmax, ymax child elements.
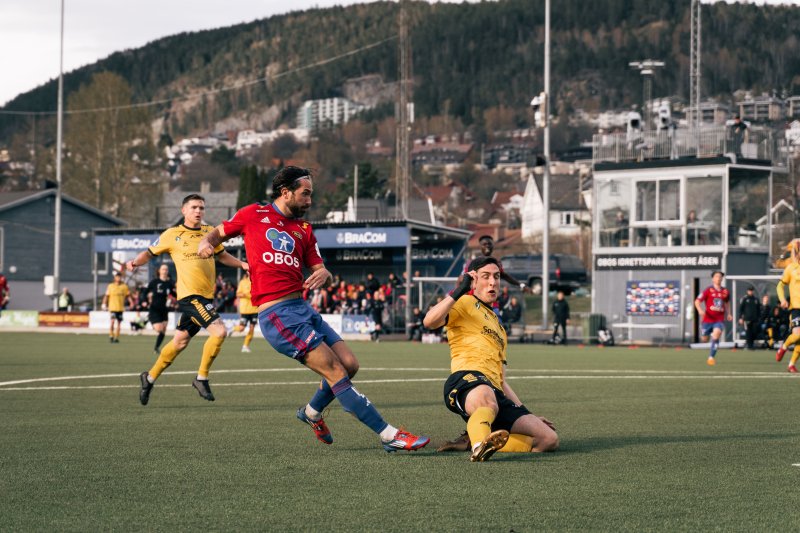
<box><xmin>0</xmin><ymin>0</ymin><xmax>797</xmax><ymax>107</ymax></box>
<box><xmin>0</xmin><ymin>0</ymin><xmax>470</xmax><ymax>107</ymax></box>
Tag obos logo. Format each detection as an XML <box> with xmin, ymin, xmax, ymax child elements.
<box><xmin>263</xmin><ymin>228</ymin><xmax>299</xmax><ymax>267</ymax></box>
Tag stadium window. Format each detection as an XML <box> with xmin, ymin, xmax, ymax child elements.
<box><xmin>95</xmin><ymin>252</ymin><xmax>109</xmax><ymax>275</ymax></box>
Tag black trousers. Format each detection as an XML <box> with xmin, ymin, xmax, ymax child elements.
<box><xmin>553</xmin><ymin>320</ymin><xmax>568</xmax><ymax>344</ymax></box>
<box><xmin>743</xmin><ymin>320</ymin><xmax>758</xmax><ymax>349</ymax></box>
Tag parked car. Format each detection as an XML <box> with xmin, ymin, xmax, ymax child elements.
<box><xmin>499</xmin><ymin>253</ymin><xmax>588</xmax><ymax>295</ymax></box>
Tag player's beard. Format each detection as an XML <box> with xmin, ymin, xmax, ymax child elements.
<box><xmin>287</xmin><ymin>200</ymin><xmax>309</xmax><ymax>218</ymax></box>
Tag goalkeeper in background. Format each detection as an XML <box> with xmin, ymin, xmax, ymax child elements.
<box><xmin>424</xmin><ymin>256</ymin><xmax>559</xmax><ymax>461</ymax></box>
<box><xmin>775</xmin><ymin>240</ymin><xmax>800</xmax><ymax>373</ymax></box>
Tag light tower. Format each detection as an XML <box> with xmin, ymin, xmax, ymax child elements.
<box><xmin>629</xmin><ymin>59</ymin><xmax>665</xmax><ymax>131</ymax></box>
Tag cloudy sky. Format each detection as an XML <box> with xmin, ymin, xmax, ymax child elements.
<box><xmin>0</xmin><ymin>0</ymin><xmax>796</xmax><ymax>107</ymax></box>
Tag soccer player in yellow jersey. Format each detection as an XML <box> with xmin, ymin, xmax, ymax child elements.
<box><xmin>235</xmin><ymin>271</ymin><xmax>258</xmax><ymax>353</ymax></box>
<box><xmin>102</xmin><ymin>272</ymin><xmax>134</xmax><ymax>343</ymax></box>
<box><xmin>424</xmin><ymin>256</ymin><xmax>559</xmax><ymax>461</ymax></box>
<box><xmin>123</xmin><ymin>194</ymin><xmax>249</xmax><ymax>404</ymax></box>
<box><xmin>775</xmin><ymin>240</ymin><xmax>800</xmax><ymax>373</ymax></box>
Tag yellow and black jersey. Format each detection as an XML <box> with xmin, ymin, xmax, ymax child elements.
<box><xmin>779</xmin><ymin>262</ymin><xmax>800</xmax><ymax>310</ymax></box>
<box><xmin>148</xmin><ymin>224</ymin><xmax>224</xmax><ymax>300</ymax></box>
<box><xmin>236</xmin><ymin>276</ymin><xmax>258</xmax><ymax>315</ymax></box>
<box><xmin>446</xmin><ymin>295</ymin><xmax>507</xmax><ymax>389</ymax></box>
<box><xmin>105</xmin><ymin>282</ymin><xmax>130</xmax><ymax>312</ymax></box>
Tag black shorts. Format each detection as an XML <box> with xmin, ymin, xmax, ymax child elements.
<box><xmin>239</xmin><ymin>313</ymin><xmax>258</xmax><ymax>326</ymax></box>
<box><xmin>110</xmin><ymin>311</ymin><xmax>124</xmax><ymax>322</ymax></box>
<box><xmin>176</xmin><ymin>295</ymin><xmax>220</xmax><ymax>337</ymax></box>
<box><xmin>443</xmin><ymin>370</ymin><xmax>531</xmax><ymax>433</ymax></box>
<box><xmin>791</xmin><ymin>309</ymin><xmax>800</xmax><ymax>329</ymax></box>
<box><xmin>148</xmin><ymin>308</ymin><xmax>169</xmax><ymax>324</ymax></box>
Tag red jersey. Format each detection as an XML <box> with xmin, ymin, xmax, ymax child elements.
<box><xmin>696</xmin><ymin>285</ymin><xmax>729</xmax><ymax>323</ymax></box>
<box><xmin>222</xmin><ymin>203</ymin><xmax>323</xmax><ymax>306</ymax></box>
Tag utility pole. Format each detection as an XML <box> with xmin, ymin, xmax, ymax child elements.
<box><xmin>52</xmin><ymin>0</ymin><xmax>65</xmax><ymax>311</ymax></box>
<box><xmin>629</xmin><ymin>60</ymin><xmax>665</xmax><ymax>130</ymax></box>
<box><xmin>690</xmin><ymin>0</ymin><xmax>702</xmax><ymax>130</ymax></box>
<box><xmin>395</xmin><ymin>0</ymin><xmax>412</xmax><ymax>221</ymax></box>
<box><xmin>542</xmin><ymin>0</ymin><xmax>550</xmax><ymax>329</ymax></box>
<box><xmin>396</xmin><ymin>0</ymin><xmax>414</xmax><ymax>336</ymax></box>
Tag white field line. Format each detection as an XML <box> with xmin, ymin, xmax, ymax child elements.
<box><xmin>0</xmin><ymin>368</ymin><xmax>798</xmax><ymax>391</ymax></box>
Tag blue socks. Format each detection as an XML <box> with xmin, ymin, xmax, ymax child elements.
<box><xmin>309</xmin><ymin>380</ymin><xmax>335</xmax><ymax>413</ymax></box>
<box><xmin>710</xmin><ymin>338</ymin><xmax>719</xmax><ymax>358</ymax></box>
<box><xmin>331</xmin><ymin>376</ymin><xmax>388</xmax><ymax>434</ymax></box>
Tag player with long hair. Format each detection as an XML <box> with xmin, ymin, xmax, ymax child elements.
<box><xmin>196</xmin><ymin>166</ymin><xmax>429</xmax><ymax>453</ymax></box>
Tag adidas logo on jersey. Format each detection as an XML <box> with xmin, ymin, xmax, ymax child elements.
<box><xmin>260</xmin><ymin>216</ymin><xmax>270</xmax><ymax>223</ymax></box>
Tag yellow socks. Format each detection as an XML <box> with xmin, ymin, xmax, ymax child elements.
<box><xmin>466</xmin><ymin>407</ymin><xmax>496</xmax><ymax>448</ymax></box>
<box><xmin>149</xmin><ymin>341</ymin><xmax>181</xmax><ymax>380</ymax></box>
<box><xmin>782</xmin><ymin>332</ymin><xmax>800</xmax><ymax>351</ymax></box>
<box><xmin>791</xmin><ymin>347</ymin><xmax>800</xmax><ymax>367</ymax></box>
<box><xmin>499</xmin><ymin>434</ymin><xmax>535</xmax><ymax>453</ymax></box>
<box><xmin>244</xmin><ymin>331</ymin><xmax>254</xmax><ymax>348</ymax></box>
<box><xmin>198</xmin><ymin>335</ymin><xmax>225</xmax><ymax>378</ymax></box>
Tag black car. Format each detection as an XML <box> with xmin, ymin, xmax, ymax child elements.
<box><xmin>499</xmin><ymin>253</ymin><xmax>588</xmax><ymax>295</ymax></box>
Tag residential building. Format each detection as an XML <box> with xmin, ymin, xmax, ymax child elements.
<box><xmin>685</xmin><ymin>100</ymin><xmax>730</xmax><ymax>125</ymax></box>
<box><xmin>737</xmin><ymin>94</ymin><xmax>784</xmax><ymax>122</ymax></box>
<box><xmin>296</xmin><ymin>97</ymin><xmax>366</xmax><ymax>131</ymax></box>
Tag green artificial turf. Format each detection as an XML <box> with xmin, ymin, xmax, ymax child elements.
<box><xmin>1</xmin><ymin>332</ymin><xmax>799</xmax><ymax>531</ymax></box>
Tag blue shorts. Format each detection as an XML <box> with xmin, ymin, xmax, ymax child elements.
<box><xmin>701</xmin><ymin>321</ymin><xmax>725</xmax><ymax>337</ymax></box>
<box><xmin>258</xmin><ymin>298</ymin><xmax>342</xmax><ymax>362</ymax></box>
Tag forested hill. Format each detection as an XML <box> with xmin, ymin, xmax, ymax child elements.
<box><xmin>2</xmin><ymin>0</ymin><xmax>800</xmax><ymax>140</ymax></box>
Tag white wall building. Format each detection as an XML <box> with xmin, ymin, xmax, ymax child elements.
<box><xmin>296</xmin><ymin>97</ymin><xmax>366</xmax><ymax>131</ymax></box>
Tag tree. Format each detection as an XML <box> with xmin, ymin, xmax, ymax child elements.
<box><xmin>63</xmin><ymin>72</ymin><xmax>156</xmax><ymax>219</ymax></box>
<box><xmin>236</xmin><ymin>164</ymin><xmax>273</xmax><ymax>208</ymax></box>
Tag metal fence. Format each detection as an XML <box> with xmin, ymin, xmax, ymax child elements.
<box><xmin>592</xmin><ymin>126</ymin><xmax>786</xmax><ymax>166</ymax></box>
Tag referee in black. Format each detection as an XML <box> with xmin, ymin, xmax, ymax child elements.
<box><xmin>738</xmin><ymin>286</ymin><xmax>761</xmax><ymax>350</ymax></box>
<box><xmin>146</xmin><ymin>264</ymin><xmax>176</xmax><ymax>354</ymax></box>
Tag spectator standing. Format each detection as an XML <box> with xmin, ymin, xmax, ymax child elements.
<box><xmin>57</xmin><ymin>287</ymin><xmax>75</xmax><ymax>311</ymax></box>
<box><xmin>551</xmin><ymin>291</ymin><xmax>570</xmax><ymax>345</ymax></box>
<box><xmin>503</xmin><ymin>296</ymin><xmax>523</xmax><ymax>333</ymax></box>
<box><xmin>365</xmin><ymin>272</ymin><xmax>380</xmax><ymax>294</ymax></box>
<box><xmin>730</xmin><ymin>115</ymin><xmax>748</xmax><ymax>157</ymax></box>
<box><xmin>370</xmin><ymin>288</ymin><xmax>386</xmax><ymax>342</ymax></box>
<box><xmin>738</xmin><ymin>286</ymin><xmax>760</xmax><ymax>350</ymax></box>
<box><xmin>407</xmin><ymin>306</ymin><xmax>424</xmax><ymax>341</ymax></box>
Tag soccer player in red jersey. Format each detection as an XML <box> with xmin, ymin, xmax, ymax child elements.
<box><xmin>694</xmin><ymin>270</ymin><xmax>732</xmax><ymax>366</ymax></box>
<box><xmin>197</xmin><ymin>166</ymin><xmax>429</xmax><ymax>453</ymax></box>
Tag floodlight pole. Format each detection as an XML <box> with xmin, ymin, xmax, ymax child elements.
<box><xmin>52</xmin><ymin>0</ymin><xmax>65</xmax><ymax>311</ymax></box>
<box><xmin>541</xmin><ymin>0</ymin><xmax>551</xmax><ymax>329</ymax></box>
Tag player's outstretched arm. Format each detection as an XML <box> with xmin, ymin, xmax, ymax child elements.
<box><xmin>501</xmin><ymin>270</ymin><xmax>530</xmax><ymax>293</ymax></box>
<box><xmin>424</xmin><ymin>272</ymin><xmax>475</xmax><ymax>329</ymax></box>
<box><xmin>217</xmin><ymin>251</ymin><xmax>248</xmax><ymax>271</ymax></box>
<box><xmin>125</xmin><ymin>250</ymin><xmax>155</xmax><ymax>272</ymax></box>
